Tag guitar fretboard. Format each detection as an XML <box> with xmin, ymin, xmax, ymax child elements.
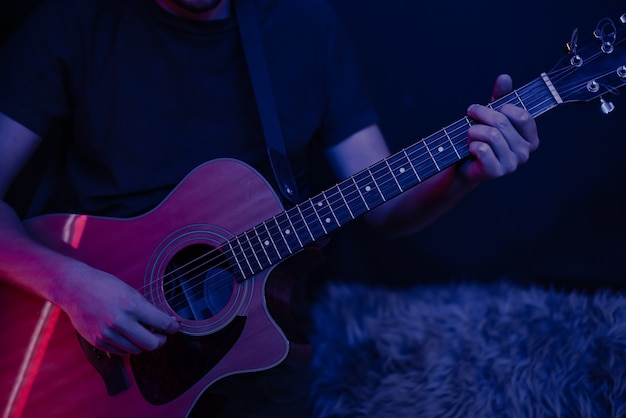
<box><xmin>225</xmin><ymin>75</ymin><xmax>561</xmax><ymax>281</ymax></box>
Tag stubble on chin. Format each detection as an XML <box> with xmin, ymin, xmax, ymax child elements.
<box><xmin>170</xmin><ymin>0</ymin><xmax>223</xmax><ymax>13</ymax></box>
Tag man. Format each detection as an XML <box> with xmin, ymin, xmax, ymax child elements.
<box><xmin>0</xmin><ymin>0</ymin><xmax>539</xmax><ymax>415</ymax></box>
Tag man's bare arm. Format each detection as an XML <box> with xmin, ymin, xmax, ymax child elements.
<box><xmin>0</xmin><ymin>112</ymin><xmax>179</xmax><ymax>355</ymax></box>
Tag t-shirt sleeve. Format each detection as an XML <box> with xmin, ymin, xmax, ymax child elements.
<box><xmin>0</xmin><ymin>0</ymin><xmax>75</xmax><ymax>137</ymax></box>
<box><xmin>317</xmin><ymin>16</ymin><xmax>378</xmax><ymax>149</ymax></box>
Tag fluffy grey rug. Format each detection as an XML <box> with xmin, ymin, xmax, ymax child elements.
<box><xmin>308</xmin><ymin>281</ymin><xmax>626</xmax><ymax>417</ymax></box>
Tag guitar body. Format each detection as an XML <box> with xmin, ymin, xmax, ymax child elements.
<box><xmin>4</xmin><ymin>159</ymin><xmax>314</xmax><ymax>417</ymax></box>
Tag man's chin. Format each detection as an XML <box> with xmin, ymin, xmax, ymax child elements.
<box><xmin>170</xmin><ymin>0</ymin><xmax>222</xmax><ymax>13</ymax></box>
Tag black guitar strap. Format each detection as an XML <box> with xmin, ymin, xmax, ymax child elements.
<box><xmin>235</xmin><ymin>0</ymin><xmax>303</xmax><ymax>204</ymax></box>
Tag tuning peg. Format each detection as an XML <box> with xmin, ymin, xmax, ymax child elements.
<box><xmin>620</xmin><ymin>14</ymin><xmax>625</xmax><ymax>24</ymax></box>
<box><xmin>565</xmin><ymin>28</ymin><xmax>578</xmax><ymax>54</ymax></box>
<box><xmin>600</xmin><ymin>97</ymin><xmax>615</xmax><ymax>115</ymax></box>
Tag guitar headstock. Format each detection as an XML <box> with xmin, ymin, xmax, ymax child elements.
<box><xmin>548</xmin><ymin>13</ymin><xmax>626</xmax><ymax>113</ymax></box>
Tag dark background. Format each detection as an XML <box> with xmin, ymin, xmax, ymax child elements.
<box><xmin>324</xmin><ymin>0</ymin><xmax>626</xmax><ymax>290</ymax></box>
<box><xmin>2</xmin><ymin>0</ymin><xmax>625</xmax><ymax>290</ymax></box>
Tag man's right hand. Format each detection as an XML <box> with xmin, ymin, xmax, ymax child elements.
<box><xmin>59</xmin><ymin>263</ymin><xmax>180</xmax><ymax>355</ymax></box>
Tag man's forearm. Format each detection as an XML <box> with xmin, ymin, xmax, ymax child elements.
<box><xmin>0</xmin><ymin>200</ymin><xmax>85</xmax><ymax>307</ymax></box>
<box><xmin>364</xmin><ymin>164</ymin><xmax>478</xmax><ymax>238</ymax></box>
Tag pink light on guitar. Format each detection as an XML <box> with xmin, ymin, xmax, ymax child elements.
<box><xmin>61</xmin><ymin>215</ymin><xmax>89</xmax><ymax>249</ymax></box>
<box><xmin>3</xmin><ymin>303</ymin><xmax>61</xmax><ymax>418</ymax></box>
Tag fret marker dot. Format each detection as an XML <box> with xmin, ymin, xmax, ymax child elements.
<box><xmin>438</xmin><ymin>146</ymin><xmax>444</xmax><ymax>153</ymax></box>
<box><xmin>317</xmin><ymin>202</ymin><xmax>323</xmax><ymax>207</ymax></box>
<box><xmin>264</xmin><ymin>240</ymin><xmax>270</xmax><ymax>246</ymax></box>
<box><xmin>399</xmin><ymin>167</ymin><xmax>406</xmax><ymax>174</ymax></box>
<box><xmin>285</xmin><ymin>229</ymin><xmax>291</xmax><ymax>235</ymax></box>
<box><xmin>365</xmin><ymin>186</ymin><xmax>372</xmax><ymax>192</ymax></box>
<box><xmin>325</xmin><ymin>218</ymin><xmax>331</xmax><ymax>224</ymax></box>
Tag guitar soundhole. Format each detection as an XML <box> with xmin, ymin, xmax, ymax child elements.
<box><xmin>163</xmin><ymin>244</ymin><xmax>235</xmax><ymax>320</ymax></box>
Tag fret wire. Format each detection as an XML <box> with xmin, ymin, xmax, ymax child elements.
<box><xmin>321</xmin><ymin>190</ymin><xmax>342</xmax><ymax>226</ymax></box>
<box><xmin>405</xmin><ymin>143</ymin><xmax>429</xmax><ymax>176</ymax></box>
<box><xmin>243</xmin><ymin>229</ymin><xmax>268</xmax><ymax>271</ymax></box>
<box><xmin>284</xmin><ymin>206</ymin><xmax>309</xmax><ymax>246</ymax></box>
<box><xmin>422</xmin><ymin>139</ymin><xmax>441</xmax><ymax>171</ymax></box>
<box><xmin>229</xmin><ymin>237</ymin><xmax>252</xmax><ymax>279</ymax></box>
<box><xmin>308</xmin><ymin>193</ymin><xmax>339</xmax><ymax>234</ymax></box>
<box><xmin>409</xmin><ymin>141</ymin><xmax>438</xmax><ymax>179</ymax></box>
<box><xmin>266</xmin><ymin>217</ymin><xmax>290</xmax><ymax>258</ymax></box>
<box><xmin>299</xmin><ymin>200</ymin><xmax>326</xmax><ymax>239</ymax></box>
<box><xmin>384</xmin><ymin>159</ymin><xmax>403</xmax><ymax>192</ymax></box>
<box><xmin>253</xmin><ymin>224</ymin><xmax>274</xmax><ymax>265</ymax></box>
<box><xmin>431</xmin><ymin>132</ymin><xmax>462</xmax><ymax>168</ymax></box>
<box><xmin>223</xmin><ymin>241</ymin><xmax>246</xmax><ymax>281</ymax></box>
<box><xmin>230</xmin><ymin>237</ymin><xmax>252</xmax><ymax>278</ymax></box>
<box><xmin>442</xmin><ymin>127</ymin><xmax>461</xmax><ymax>159</ymax></box>
<box><xmin>351</xmin><ymin>176</ymin><xmax>370</xmax><ymax>211</ymax></box>
<box><xmin>513</xmin><ymin>89</ymin><xmax>528</xmax><ymax>111</ymax></box>
<box><xmin>294</xmin><ymin>204</ymin><xmax>315</xmax><ymax>242</ymax></box>
<box><xmin>341</xmin><ymin>179</ymin><xmax>368</xmax><ymax>217</ymax></box>
<box><xmin>387</xmin><ymin>152</ymin><xmax>417</xmax><ymax>191</ymax></box>
<box><xmin>448</xmin><ymin>119</ymin><xmax>470</xmax><ymax>146</ymax></box>
<box><xmin>367</xmin><ymin>168</ymin><xmax>386</xmax><ymax>202</ymax></box>
<box><xmin>403</xmin><ymin>148</ymin><xmax>421</xmax><ymax>182</ymax></box>
<box><xmin>285</xmin><ymin>209</ymin><xmax>305</xmax><ymax>247</ymax></box>
<box><xmin>260</xmin><ymin>221</ymin><xmax>281</xmax><ymax>262</ymax></box>
<box><xmin>354</xmin><ymin>170</ymin><xmax>384</xmax><ymax>209</ymax></box>
<box><xmin>273</xmin><ymin>214</ymin><xmax>294</xmax><ymax>255</ymax></box>
<box><xmin>235</xmin><ymin>235</ymin><xmax>256</xmax><ymax>274</ymax></box>
<box><xmin>518</xmin><ymin>79</ymin><xmax>540</xmax><ymax>102</ymax></box>
<box><xmin>373</xmin><ymin>162</ymin><xmax>399</xmax><ymax>201</ymax></box>
<box><xmin>334</xmin><ymin>183</ymin><xmax>356</xmax><ymax>221</ymax></box>
<box><xmin>308</xmin><ymin>198</ymin><xmax>328</xmax><ymax>235</ymax></box>
<box><xmin>275</xmin><ymin>212</ymin><xmax>301</xmax><ymax>253</ymax></box>
<box><xmin>323</xmin><ymin>178</ymin><xmax>368</xmax><ymax>225</ymax></box>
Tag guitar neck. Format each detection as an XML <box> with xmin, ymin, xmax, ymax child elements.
<box><xmin>224</xmin><ymin>74</ymin><xmax>561</xmax><ymax>281</ymax></box>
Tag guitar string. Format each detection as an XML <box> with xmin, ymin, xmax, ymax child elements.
<box><xmin>158</xmin><ymin>81</ymin><xmax>555</xmax><ymax>280</ymax></box>
<box><xmin>175</xmin><ymin>65</ymin><xmax>617</xmax><ymax>312</ymax></box>
<box><xmin>141</xmin><ymin>34</ymin><xmax>622</xmax><ymax>292</ymax></box>
<box><xmin>148</xmin><ymin>86</ymin><xmax>566</xmax><ymax>313</ymax></box>
<box><xmin>143</xmin><ymin>80</ymin><xmax>567</xmax><ymax>313</ymax></box>
<box><xmin>141</xmin><ymin>51</ymin><xmax>615</xmax><ymax>315</ymax></box>
<box><xmin>146</xmin><ymin>94</ymin><xmax>555</xmax><ymax>313</ymax></box>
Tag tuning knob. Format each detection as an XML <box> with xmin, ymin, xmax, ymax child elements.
<box><xmin>620</xmin><ymin>13</ymin><xmax>625</xmax><ymax>24</ymax></box>
<box><xmin>600</xmin><ymin>97</ymin><xmax>615</xmax><ymax>114</ymax></box>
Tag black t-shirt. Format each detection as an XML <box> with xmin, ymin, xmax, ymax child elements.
<box><xmin>0</xmin><ymin>0</ymin><xmax>377</xmax><ymax>217</ymax></box>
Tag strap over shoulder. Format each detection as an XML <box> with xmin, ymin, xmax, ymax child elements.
<box><xmin>235</xmin><ymin>0</ymin><xmax>303</xmax><ymax>204</ymax></box>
